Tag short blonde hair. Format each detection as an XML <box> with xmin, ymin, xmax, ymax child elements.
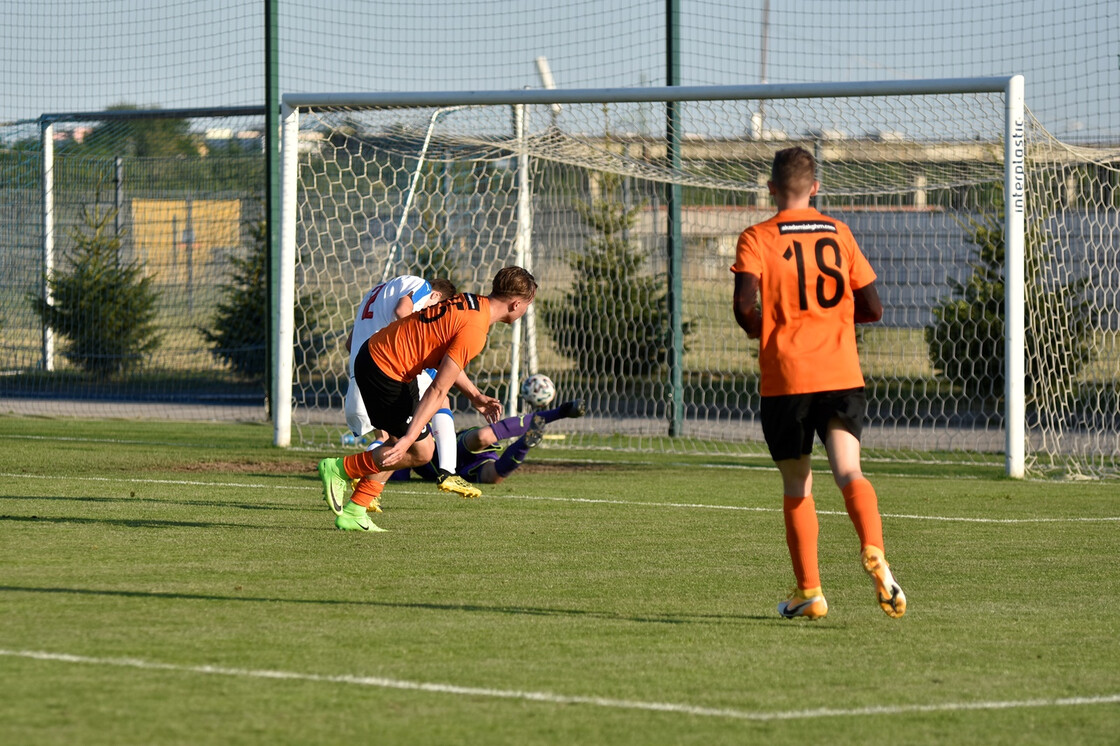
<box><xmin>490</xmin><ymin>266</ymin><xmax>537</xmax><ymax>302</ymax></box>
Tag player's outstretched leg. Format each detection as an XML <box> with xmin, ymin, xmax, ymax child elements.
<box><xmin>437</xmin><ymin>470</ymin><xmax>482</xmax><ymax>499</ymax></box>
<box><xmin>335</xmin><ymin>500</ymin><xmax>387</xmax><ymax>533</ymax></box>
<box><xmin>535</xmin><ymin>398</ymin><xmax>586</xmax><ymax>424</ymax></box>
<box><xmin>318</xmin><ymin>458</ymin><xmax>350</xmax><ymax>515</ymax></box>
<box><xmin>556</xmin><ymin>398</ymin><xmax>586</xmax><ymax>419</ymax></box>
<box><xmin>861</xmin><ymin>546</ymin><xmax>906</xmax><ymax>618</ymax></box>
<box><xmin>523</xmin><ymin>413</ymin><xmax>548</xmax><ymax>447</ymax></box>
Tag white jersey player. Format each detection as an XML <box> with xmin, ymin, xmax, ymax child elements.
<box><xmin>347</xmin><ymin>275</ymin><xmax>440</xmax><ymax>384</ymax></box>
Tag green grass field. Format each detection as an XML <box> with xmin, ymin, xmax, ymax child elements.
<box><xmin>1</xmin><ymin>415</ymin><xmax>1118</xmax><ymax>745</ymax></box>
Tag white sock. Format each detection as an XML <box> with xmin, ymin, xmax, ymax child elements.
<box><xmin>431</xmin><ymin>408</ymin><xmax>457</xmax><ymax>473</ymax></box>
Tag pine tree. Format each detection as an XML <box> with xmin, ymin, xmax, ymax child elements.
<box><xmin>543</xmin><ymin>172</ymin><xmax>690</xmax><ymax>378</ymax></box>
<box><xmin>926</xmin><ymin>206</ymin><xmax>1093</xmax><ymax>414</ymax></box>
<box><xmin>31</xmin><ymin>203</ymin><xmax>162</xmax><ymax>376</ymax></box>
<box><xmin>201</xmin><ymin>218</ymin><xmax>327</xmax><ymax>381</ymax></box>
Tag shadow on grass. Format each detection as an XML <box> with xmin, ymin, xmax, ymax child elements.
<box><xmin>0</xmin><ymin>583</ymin><xmax>778</xmax><ymax>626</ymax></box>
<box><xmin>0</xmin><ymin>514</ymin><xmax>265</xmax><ymax>530</ymax></box>
<box><xmin>1</xmin><ymin>494</ymin><xmax>310</xmax><ymax>512</ymax></box>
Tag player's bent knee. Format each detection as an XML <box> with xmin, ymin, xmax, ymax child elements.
<box><xmin>833</xmin><ymin>470</ymin><xmax>865</xmax><ymax>489</ymax></box>
<box><xmin>471</xmin><ymin>432</ymin><xmax>497</xmax><ymax>450</ymax></box>
<box><xmin>403</xmin><ymin>440</ymin><xmax>436</xmax><ymax>467</ymax></box>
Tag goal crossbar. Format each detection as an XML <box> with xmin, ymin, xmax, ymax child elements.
<box><xmin>282</xmin><ymin>77</ymin><xmax>1013</xmax><ymax>110</ymax></box>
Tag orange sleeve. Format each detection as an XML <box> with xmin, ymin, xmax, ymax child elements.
<box><xmin>731</xmin><ymin>221</ymin><xmax>768</xmax><ymax>276</ymax></box>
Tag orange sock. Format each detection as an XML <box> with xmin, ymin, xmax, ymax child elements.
<box><xmin>342</xmin><ymin>451</ymin><xmax>381</xmax><ymax>479</ymax></box>
<box><xmin>783</xmin><ymin>495</ymin><xmax>820</xmax><ymax>591</ymax></box>
<box><xmin>350</xmin><ymin>479</ymin><xmax>384</xmax><ymax>509</ymax></box>
<box><xmin>842</xmin><ymin>477</ymin><xmax>884</xmax><ymax>552</ymax></box>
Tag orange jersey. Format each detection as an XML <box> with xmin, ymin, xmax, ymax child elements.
<box><xmin>731</xmin><ymin>207</ymin><xmax>877</xmax><ymax>396</ymax></box>
<box><xmin>368</xmin><ymin>293</ymin><xmax>491</xmax><ymax>381</ymax></box>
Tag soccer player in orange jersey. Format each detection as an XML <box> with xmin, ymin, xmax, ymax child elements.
<box><xmin>317</xmin><ymin>266</ymin><xmax>538</xmax><ymax>532</ymax></box>
<box><xmin>341</xmin><ymin>275</ymin><xmax>484</xmax><ymax>505</ymax></box>
<box><xmin>731</xmin><ymin>146</ymin><xmax>907</xmax><ymax>620</ymax></box>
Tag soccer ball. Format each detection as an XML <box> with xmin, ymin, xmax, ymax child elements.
<box><xmin>520</xmin><ymin>373</ymin><xmax>556</xmax><ymax>407</ymax></box>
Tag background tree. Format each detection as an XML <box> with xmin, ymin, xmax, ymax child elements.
<box><xmin>30</xmin><ymin>203</ymin><xmax>162</xmax><ymax>376</ymax></box>
<box><xmin>926</xmin><ymin>206</ymin><xmax>1094</xmax><ymax>415</ymax></box>
<box><xmin>542</xmin><ymin>172</ymin><xmax>690</xmax><ymax>378</ymax></box>
<box><xmin>76</xmin><ymin>104</ymin><xmax>199</xmax><ymax>158</ymax></box>
<box><xmin>201</xmin><ymin>217</ymin><xmax>327</xmax><ymax>382</ymax></box>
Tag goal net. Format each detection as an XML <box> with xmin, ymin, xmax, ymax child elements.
<box><xmin>1</xmin><ymin>108</ymin><xmax>269</xmax><ymax>424</ymax></box>
<box><xmin>279</xmin><ymin>79</ymin><xmax>1120</xmax><ymax>479</ymax></box>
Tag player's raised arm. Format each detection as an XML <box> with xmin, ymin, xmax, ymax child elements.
<box><xmin>453</xmin><ymin>369</ymin><xmax>502</xmax><ymax>423</ymax></box>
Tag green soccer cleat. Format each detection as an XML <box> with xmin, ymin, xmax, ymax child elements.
<box><xmin>436</xmin><ymin>470</ymin><xmax>482</xmax><ymax>499</ymax></box>
<box><xmin>318</xmin><ymin>457</ymin><xmax>350</xmax><ymax>516</ymax></box>
<box><xmin>334</xmin><ymin>501</ymin><xmax>386</xmax><ymax>532</ymax></box>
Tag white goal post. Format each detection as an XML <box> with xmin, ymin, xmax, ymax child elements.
<box><xmin>276</xmin><ymin>78</ymin><xmax>1039</xmax><ymax>475</ymax></box>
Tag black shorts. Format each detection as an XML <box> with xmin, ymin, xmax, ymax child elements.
<box><xmin>759</xmin><ymin>388</ymin><xmax>866</xmax><ymax>462</ymax></box>
<box><xmin>352</xmin><ymin>342</ymin><xmax>429</xmax><ymax>441</ymax></box>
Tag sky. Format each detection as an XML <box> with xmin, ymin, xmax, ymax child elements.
<box><xmin>1</xmin><ymin>1</ymin><xmax>1118</xmax><ymax>143</ymax></box>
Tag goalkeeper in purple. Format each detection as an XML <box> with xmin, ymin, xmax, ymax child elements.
<box><xmin>388</xmin><ymin>398</ymin><xmax>585</xmax><ymax>485</ymax></box>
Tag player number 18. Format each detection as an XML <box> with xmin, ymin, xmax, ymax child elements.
<box><xmin>783</xmin><ymin>238</ymin><xmax>846</xmax><ymax>310</ymax></box>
